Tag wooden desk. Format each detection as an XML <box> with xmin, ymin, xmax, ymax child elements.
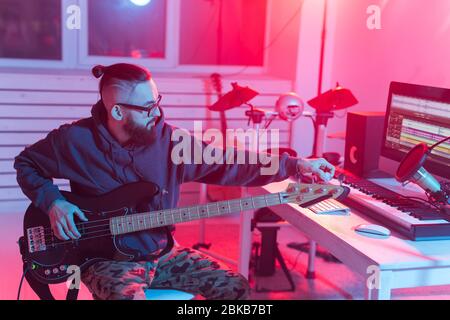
<box><xmin>245</xmin><ymin>180</ymin><xmax>450</xmax><ymax>300</ymax></box>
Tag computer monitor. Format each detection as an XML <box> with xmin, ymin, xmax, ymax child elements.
<box><xmin>379</xmin><ymin>82</ymin><xmax>450</xmax><ymax>181</ymax></box>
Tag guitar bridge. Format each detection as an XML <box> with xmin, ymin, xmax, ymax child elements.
<box><xmin>27</xmin><ymin>226</ymin><xmax>47</xmax><ymax>253</ymax></box>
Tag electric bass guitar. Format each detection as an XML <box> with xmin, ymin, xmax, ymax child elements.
<box><xmin>19</xmin><ymin>181</ymin><xmax>349</xmax><ymax>285</ymax></box>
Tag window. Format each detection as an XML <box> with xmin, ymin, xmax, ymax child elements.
<box><xmin>79</xmin><ymin>0</ymin><xmax>179</xmax><ymax>68</ymax></box>
<box><xmin>0</xmin><ymin>0</ymin><xmax>270</xmax><ymax>72</ymax></box>
<box><xmin>88</xmin><ymin>0</ymin><xmax>166</xmax><ymax>59</ymax></box>
<box><xmin>0</xmin><ymin>0</ymin><xmax>62</xmax><ymax>60</ymax></box>
<box><xmin>179</xmin><ymin>0</ymin><xmax>268</xmax><ymax>67</ymax></box>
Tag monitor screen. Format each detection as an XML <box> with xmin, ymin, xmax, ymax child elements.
<box><xmin>381</xmin><ymin>82</ymin><xmax>450</xmax><ymax>180</ymax></box>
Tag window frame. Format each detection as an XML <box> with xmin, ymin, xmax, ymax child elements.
<box><xmin>77</xmin><ymin>0</ymin><xmax>180</xmax><ymax>69</ymax></box>
<box><xmin>0</xmin><ymin>0</ymin><xmax>272</xmax><ymax>75</ymax></box>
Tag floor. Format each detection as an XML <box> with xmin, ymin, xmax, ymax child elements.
<box><xmin>3</xmin><ymin>211</ymin><xmax>450</xmax><ymax>300</ymax></box>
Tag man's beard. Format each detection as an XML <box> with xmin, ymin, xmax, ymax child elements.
<box><xmin>123</xmin><ymin>118</ymin><xmax>158</xmax><ymax>146</ymax></box>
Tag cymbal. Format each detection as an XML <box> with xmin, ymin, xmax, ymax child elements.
<box><xmin>209</xmin><ymin>82</ymin><xmax>259</xmax><ymax>112</ymax></box>
<box><xmin>307</xmin><ymin>83</ymin><xmax>358</xmax><ymax>112</ymax></box>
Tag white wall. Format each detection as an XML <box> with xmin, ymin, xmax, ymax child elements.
<box><xmin>327</xmin><ymin>0</ymin><xmax>450</xmax><ymax>152</ymax></box>
<box><xmin>292</xmin><ymin>0</ymin><xmax>450</xmax><ymax>157</ymax></box>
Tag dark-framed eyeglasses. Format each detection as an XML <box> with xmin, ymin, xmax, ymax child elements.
<box><xmin>118</xmin><ymin>94</ymin><xmax>162</xmax><ymax>117</ymax></box>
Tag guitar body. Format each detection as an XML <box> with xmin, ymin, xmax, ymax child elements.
<box><xmin>19</xmin><ymin>182</ymin><xmax>159</xmax><ymax>284</ymax></box>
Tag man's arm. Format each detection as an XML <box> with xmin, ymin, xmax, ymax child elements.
<box><xmin>179</xmin><ymin>136</ymin><xmax>334</xmax><ymax>186</ymax></box>
<box><xmin>14</xmin><ymin>129</ymin><xmax>66</xmax><ymax>213</ymax></box>
<box><xmin>14</xmin><ymin>127</ymin><xmax>87</xmax><ymax>240</ymax></box>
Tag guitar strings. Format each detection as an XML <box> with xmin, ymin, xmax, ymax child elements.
<box><xmin>37</xmin><ymin>194</ymin><xmax>286</xmax><ymax>239</ymax></box>
<box><xmin>28</xmin><ymin>189</ymin><xmax>340</xmax><ymax>249</ymax></box>
<box><xmin>38</xmin><ymin>196</ymin><xmax>284</xmax><ymax>247</ymax></box>
<box><xmin>35</xmin><ymin>193</ymin><xmax>308</xmax><ymax>249</ymax></box>
<box><xmin>38</xmin><ymin>199</ymin><xmax>286</xmax><ymax>247</ymax></box>
<box><xmin>42</xmin><ymin>232</ymin><xmax>116</xmax><ymax>249</ymax></box>
<box><xmin>38</xmin><ymin>197</ymin><xmax>284</xmax><ymax>247</ymax></box>
<box><xmin>39</xmin><ymin>193</ymin><xmax>283</xmax><ymax>233</ymax></box>
<box><xmin>34</xmin><ymin>202</ymin><xmax>298</xmax><ymax>249</ymax></box>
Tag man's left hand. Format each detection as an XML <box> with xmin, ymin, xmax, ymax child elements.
<box><xmin>297</xmin><ymin>158</ymin><xmax>335</xmax><ymax>183</ymax></box>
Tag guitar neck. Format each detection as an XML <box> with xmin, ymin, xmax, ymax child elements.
<box><xmin>110</xmin><ymin>193</ymin><xmax>284</xmax><ymax>236</ymax></box>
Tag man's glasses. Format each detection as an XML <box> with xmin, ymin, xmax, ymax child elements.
<box><xmin>118</xmin><ymin>94</ymin><xmax>162</xmax><ymax>117</ymax></box>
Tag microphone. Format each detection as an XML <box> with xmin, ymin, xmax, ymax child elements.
<box><xmin>395</xmin><ymin>137</ymin><xmax>450</xmax><ymax>206</ymax></box>
<box><xmin>395</xmin><ymin>143</ymin><xmax>441</xmax><ymax>193</ymax></box>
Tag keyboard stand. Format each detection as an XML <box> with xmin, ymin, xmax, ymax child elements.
<box><xmin>252</xmin><ymin>224</ymin><xmax>296</xmax><ymax>293</ymax></box>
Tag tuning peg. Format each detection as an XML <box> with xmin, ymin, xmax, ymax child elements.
<box><xmin>287</xmin><ymin>183</ymin><xmax>300</xmax><ymax>193</ymax></box>
<box><xmin>315</xmin><ymin>187</ymin><xmax>327</xmax><ymax>194</ymax></box>
<box><xmin>328</xmin><ymin>188</ymin><xmax>340</xmax><ymax>195</ymax></box>
<box><xmin>301</xmin><ymin>187</ymin><xmax>313</xmax><ymax>193</ymax></box>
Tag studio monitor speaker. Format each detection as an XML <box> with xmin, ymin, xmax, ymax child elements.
<box><xmin>344</xmin><ymin>112</ymin><xmax>385</xmax><ymax>177</ymax></box>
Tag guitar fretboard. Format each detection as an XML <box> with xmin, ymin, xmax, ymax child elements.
<box><xmin>109</xmin><ymin>193</ymin><xmax>284</xmax><ymax>236</ymax></box>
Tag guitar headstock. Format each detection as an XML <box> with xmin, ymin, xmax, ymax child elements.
<box><xmin>281</xmin><ymin>183</ymin><xmax>350</xmax><ymax>207</ymax></box>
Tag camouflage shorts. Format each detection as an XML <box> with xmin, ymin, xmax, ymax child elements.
<box><xmin>81</xmin><ymin>246</ymin><xmax>250</xmax><ymax>300</ymax></box>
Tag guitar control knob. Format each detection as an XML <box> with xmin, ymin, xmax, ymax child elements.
<box><xmin>53</xmin><ymin>268</ymin><xmax>59</xmax><ymax>274</ymax></box>
<box><xmin>45</xmin><ymin>269</ymin><xmax>51</xmax><ymax>276</ymax></box>
<box><xmin>59</xmin><ymin>265</ymin><xmax>66</xmax><ymax>271</ymax></box>
<box><xmin>301</xmin><ymin>187</ymin><xmax>312</xmax><ymax>193</ymax></box>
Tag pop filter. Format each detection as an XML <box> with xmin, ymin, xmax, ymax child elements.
<box><xmin>395</xmin><ymin>143</ymin><xmax>441</xmax><ymax>193</ymax></box>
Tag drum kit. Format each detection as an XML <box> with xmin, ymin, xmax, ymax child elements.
<box><xmin>208</xmin><ymin>80</ymin><xmax>358</xmax><ymax>158</ymax></box>
<box><xmin>197</xmin><ymin>79</ymin><xmax>358</xmax><ymax>280</ymax></box>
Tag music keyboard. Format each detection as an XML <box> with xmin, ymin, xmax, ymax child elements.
<box><xmin>333</xmin><ymin>172</ymin><xmax>450</xmax><ymax>240</ymax></box>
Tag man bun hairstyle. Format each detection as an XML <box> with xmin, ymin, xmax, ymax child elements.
<box><xmin>91</xmin><ymin>63</ymin><xmax>152</xmax><ymax>99</ymax></box>
<box><xmin>92</xmin><ymin>65</ymin><xmax>105</xmax><ymax>79</ymax></box>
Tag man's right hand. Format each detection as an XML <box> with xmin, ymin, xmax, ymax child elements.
<box><xmin>48</xmin><ymin>199</ymin><xmax>88</xmax><ymax>240</ymax></box>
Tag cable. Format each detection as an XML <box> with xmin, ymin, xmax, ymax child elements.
<box><xmin>17</xmin><ymin>265</ymin><xmax>29</xmax><ymax>301</ymax></box>
<box><xmin>288</xmin><ymin>250</ymin><xmax>303</xmax><ymax>271</ymax></box>
<box><xmin>399</xmin><ymin>195</ymin><xmax>441</xmax><ymax>210</ymax></box>
<box><xmin>430</xmin><ymin>135</ymin><xmax>450</xmax><ymax>151</ymax></box>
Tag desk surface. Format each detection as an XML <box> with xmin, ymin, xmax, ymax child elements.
<box><xmin>250</xmin><ymin>180</ymin><xmax>450</xmax><ymax>274</ymax></box>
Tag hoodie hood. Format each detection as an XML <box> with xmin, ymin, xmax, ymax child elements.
<box><xmin>90</xmin><ymin>100</ymin><xmax>167</xmax><ymax>183</ymax></box>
